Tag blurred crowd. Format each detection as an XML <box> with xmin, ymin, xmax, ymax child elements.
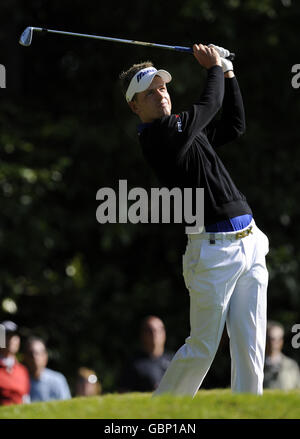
<box><xmin>0</xmin><ymin>321</ymin><xmax>101</xmax><ymax>405</ymax></box>
<box><xmin>0</xmin><ymin>316</ymin><xmax>299</xmax><ymax>406</ymax></box>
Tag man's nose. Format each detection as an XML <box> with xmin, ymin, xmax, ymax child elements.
<box><xmin>154</xmin><ymin>89</ymin><xmax>164</xmax><ymax>98</ymax></box>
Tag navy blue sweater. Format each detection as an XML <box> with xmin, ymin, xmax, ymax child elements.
<box><xmin>138</xmin><ymin>65</ymin><xmax>252</xmax><ymax>226</ymax></box>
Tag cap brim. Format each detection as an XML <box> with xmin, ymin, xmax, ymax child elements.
<box><xmin>155</xmin><ymin>69</ymin><xmax>172</xmax><ymax>84</ymax></box>
<box><xmin>126</xmin><ymin>67</ymin><xmax>172</xmax><ymax>102</ymax></box>
<box><xmin>141</xmin><ymin>70</ymin><xmax>172</xmax><ymax>93</ymax></box>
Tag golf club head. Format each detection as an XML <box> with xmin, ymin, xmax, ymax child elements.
<box><xmin>19</xmin><ymin>27</ymin><xmax>33</xmax><ymax>46</ymax></box>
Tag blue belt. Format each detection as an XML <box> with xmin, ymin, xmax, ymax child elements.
<box><xmin>205</xmin><ymin>214</ymin><xmax>253</xmax><ymax>233</ymax></box>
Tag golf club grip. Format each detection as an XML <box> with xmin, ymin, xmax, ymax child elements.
<box><xmin>175</xmin><ymin>46</ymin><xmax>235</xmax><ymax>61</ymax></box>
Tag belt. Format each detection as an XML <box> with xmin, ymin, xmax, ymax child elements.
<box><xmin>188</xmin><ymin>225</ymin><xmax>254</xmax><ymax>243</ymax></box>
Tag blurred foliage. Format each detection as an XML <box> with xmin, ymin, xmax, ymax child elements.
<box><xmin>0</xmin><ymin>0</ymin><xmax>300</xmax><ymax>393</ymax></box>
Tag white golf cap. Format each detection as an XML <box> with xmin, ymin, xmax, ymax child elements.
<box><xmin>126</xmin><ymin>67</ymin><xmax>172</xmax><ymax>102</ymax></box>
<box><xmin>0</xmin><ymin>320</ymin><xmax>18</xmax><ymax>333</ymax></box>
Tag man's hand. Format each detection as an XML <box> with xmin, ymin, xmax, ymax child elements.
<box><xmin>208</xmin><ymin>44</ymin><xmax>231</xmax><ymax>60</ymax></box>
<box><xmin>220</xmin><ymin>58</ymin><xmax>233</xmax><ymax>74</ymax></box>
<box><xmin>208</xmin><ymin>44</ymin><xmax>235</xmax><ymax>77</ymax></box>
<box><xmin>193</xmin><ymin>44</ymin><xmax>222</xmax><ymax>69</ymax></box>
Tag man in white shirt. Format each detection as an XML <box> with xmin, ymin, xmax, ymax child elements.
<box><xmin>23</xmin><ymin>336</ymin><xmax>71</xmax><ymax>402</ymax></box>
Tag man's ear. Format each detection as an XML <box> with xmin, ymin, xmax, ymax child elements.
<box><xmin>128</xmin><ymin>100</ymin><xmax>139</xmax><ymax>116</ymax></box>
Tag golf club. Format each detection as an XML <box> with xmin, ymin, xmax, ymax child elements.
<box><xmin>19</xmin><ymin>27</ymin><xmax>235</xmax><ymax>60</ymax></box>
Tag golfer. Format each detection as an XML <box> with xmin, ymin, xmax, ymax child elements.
<box><xmin>119</xmin><ymin>44</ymin><xmax>269</xmax><ymax>396</ymax></box>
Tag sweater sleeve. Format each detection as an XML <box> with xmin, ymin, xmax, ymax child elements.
<box><xmin>144</xmin><ymin>65</ymin><xmax>225</xmax><ymax>159</ymax></box>
<box><xmin>176</xmin><ymin>65</ymin><xmax>225</xmax><ymax>139</ymax></box>
<box><xmin>204</xmin><ymin>76</ymin><xmax>246</xmax><ymax>148</ymax></box>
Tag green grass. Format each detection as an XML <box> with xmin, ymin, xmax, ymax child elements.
<box><xmin>0</xmin><ymin>389</ymin><xmax>300</xmax><ymax>419</ymax></box>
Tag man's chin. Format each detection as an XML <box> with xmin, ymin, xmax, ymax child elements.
<box><xmin>159</xmin><ymin>107</ymin><xmax>171</xmax><ymax>117</ymax></box>
<box><xmin>145</xmin><ymin>108</ymin><xmax>171</xmax><ymax>122</ymax></box>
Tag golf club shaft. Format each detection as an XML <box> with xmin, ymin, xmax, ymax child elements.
<box><xmin>21</xmin><ymin>27</ymin><xmax>235</xmax><ymax>60</ymax></box>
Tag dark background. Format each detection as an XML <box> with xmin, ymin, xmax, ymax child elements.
<box><xmin>0</xmin><ymin>0</ymin><xmax>299</xmax><ymax>393</ymax></box>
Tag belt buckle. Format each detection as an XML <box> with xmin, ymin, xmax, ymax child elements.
<box><xmin>235</xmin><ymin>225</ymin><xmax>253</xmax><ymax>240</ymax></box>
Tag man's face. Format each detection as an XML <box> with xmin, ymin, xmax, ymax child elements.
<box><xmin>141</xmin><ymin>317</ymin><xmax>166</xmax><ymax>354</ymax></box>
<box><xmin>266</xmin><ymin>326</ymin><xmax>284</xmax><ymax>355</ymax></box>
<box><xmin>25</xmin><ymin>340</ymin><xmax>48</xmax><ymax>373</ymax></box>
<box><xmin>129</xmin><ymin>75</ymin><xmax>172</xmax><ymax>123</ymax></box>
<box><xmin>1</xmin><ymin>333</ymin><xmax>20</xmax><ymax>356</ymax></box>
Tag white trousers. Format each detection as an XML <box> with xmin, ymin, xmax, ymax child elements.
<box><xmin>153</xmin><ymin>220</ymin><xmax>269</xmax><ymax>397</ymax></box>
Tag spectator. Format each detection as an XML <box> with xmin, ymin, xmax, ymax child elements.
<box><xmin>264</xmin><ymin>320</ymin><xmax>300</xmax><ymax>390</ymax></box>
<box><xmin>75</xmin><ymin>367</ymin><xmax>101</xmax><ymax>397</ymax></box>
<box><xmin>0</xmin><ymin>320</ymin><xmax>30</xmax><ymax>405</ymax></box>
<box><xmin>118</xmin><ymin>315</ymin><xmax>173</xmax><ymax>392</ymax></box>
<box><xmin>23</xmin><ymin>336</ymin><xmax>71</xmax><ymax>402</ymax></box>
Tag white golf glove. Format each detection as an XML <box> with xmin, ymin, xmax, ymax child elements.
<box><xmin>208</xmin><ymin>44</ymin><xmax>233</xmax><ymax>73</ymax></box>
<box><xmin>220</xmin><ymin>57</ymin><xmax>233</xmax><ymax>73</ymax></box>
<box><xmin>208</xmin><ymin>43</ymin><xmax>231</xmax><ymax>59</ymax></box>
